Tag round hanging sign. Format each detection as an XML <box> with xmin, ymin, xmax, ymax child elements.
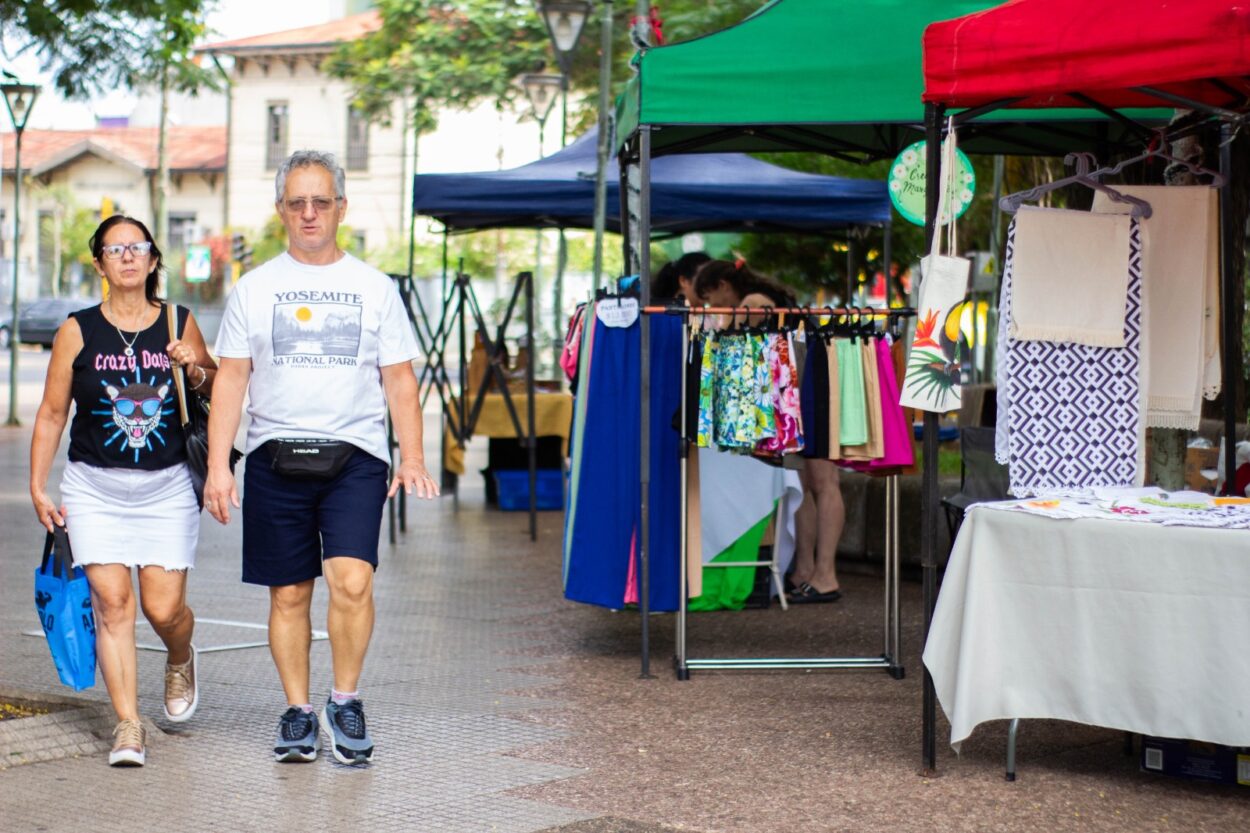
<box><xmin>887</xmin><ymin>140</ymin><xmax>976</xmax><ymax>226</ymax></box>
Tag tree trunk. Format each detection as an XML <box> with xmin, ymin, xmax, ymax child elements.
<box><xmin>155</xmin><ymin>63</ymin><xmax>171</xmax><ymax>257</ymax></box>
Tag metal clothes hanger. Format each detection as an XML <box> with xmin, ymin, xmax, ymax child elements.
<box><xmin>999</xmin><ymin>152</ymin><xmax>1153</xmax><ymax>219</ymax></box>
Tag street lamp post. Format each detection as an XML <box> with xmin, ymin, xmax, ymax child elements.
<box><xmin>520</xmin><ymin>71</ymin><xmax>564</xmax><ymax>376</ymax></box>
<box><xmin>2</xmin><ymin>81</ymin><xmax>39</xmax><ymax>427</ymax></box>
<box><xmin>535</xmin><ymin>1</ymin><xmax>591</xmax><ymax>378</ymax></box>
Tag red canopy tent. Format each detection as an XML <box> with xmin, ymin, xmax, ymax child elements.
<box><xmin>923</xmin><ymin>0</ymin><xmax>1250</xmax><ymax>112</ymax></box>
<box><xmin>918</xmin><ymin>0</ymin><xmax>1250</xmax><ymax>775</ymax></box>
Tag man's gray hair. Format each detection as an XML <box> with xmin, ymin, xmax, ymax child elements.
<box><xmin>274</xmin><ymin>150</ymin><xmax>346</xmax><ymax>202</ymax></box>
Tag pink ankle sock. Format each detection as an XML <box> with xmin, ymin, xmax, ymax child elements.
<box><xmin>331</xmin><ymin>689</ymin><xmax>359</xmax><ymax>705</ymax></box>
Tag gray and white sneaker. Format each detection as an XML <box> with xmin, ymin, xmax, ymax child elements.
<box><xmin>273</xmin><ymin>707</ymin><xmax>320</xmax><ymax>762</ymax></box>
<box><xmin>322</xmin><ymin>698</ymin><xmax>374</xmax><ymax>764</ymax></box>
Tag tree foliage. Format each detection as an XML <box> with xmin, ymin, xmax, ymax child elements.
<box><xmin>0</xmin><ymin>0</ymin><xmax>217</xmax><ymax>98</ymax></box>
<box><xmin>324</xmin><ymin>0</ymin><xmax>548</xmax><ymax>137</ymax></box>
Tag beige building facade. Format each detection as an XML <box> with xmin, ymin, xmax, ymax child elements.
<box><xmin>198</xmin><ymin>11</ymin><xmax>411</xmax><ymax>255</ymax></box>
<box><xmin>1</xmin><ymin>126</ymin><xmax>226</xmax><ymax>300</ymax></box>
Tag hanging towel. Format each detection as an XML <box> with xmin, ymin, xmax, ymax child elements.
<box><xmin>836</xmin><ymin>339</ymin><xmax>868</xmax><ymax>447</ymax></box>
<box><xmin>842</xmin><ymin>339</ymin><xmax>884</xmax><ymax>461</ymax></box>
<box><xmin>825</xmin><ymin>337</ymin><xmax>842</xmax><ymax>456</ymax></box>
<box><xmin>849</xmin><ymin>336</ymin><xmax>915</xmax><ymax>472</ymax></box>
<box><xmin>1091</xmin><ymin>185</ymin><xmax>1220</xmax><ymax>429</ymax></box>
<box><xmin>1009</xmin><ymin>206</ymin><xmax>1134</xmax><ymax>348</ymax></box>
<box><xmin>1000</xmin><ymin>219</ymin><xmax>1146</xmax><ymax>497</ymax></box>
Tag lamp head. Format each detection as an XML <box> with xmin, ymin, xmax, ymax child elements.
<box><xmin>520</xmin><ymin>73</ymin><xmax>563</xmax><ymax>126</ymax></box>
<box><xmin>1</xmin><ymin>82</ymin><xmax>39</xmax><ymax>133</ymax></box>
<box><xmin>536</xmin><ymin>1</ymin><xmax>591</xmax><ymax>58</ymax></box>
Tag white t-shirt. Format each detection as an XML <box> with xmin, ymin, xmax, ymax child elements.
<box><xmin>215</xmin><ymin>251</ymin><xmax>420</xmax><ymax>463</ymax></box>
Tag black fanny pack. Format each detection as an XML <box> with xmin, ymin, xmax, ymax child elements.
<box><xmin>265</xmin><ymin>439</ymin><xmax>357</xmax><ymax>481</ymax></box>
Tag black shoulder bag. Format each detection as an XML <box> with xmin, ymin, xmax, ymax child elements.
<box><xmin>167</xmin><ymin>304</ymin><xmax>242</xmax><ymax>507</ymax></box>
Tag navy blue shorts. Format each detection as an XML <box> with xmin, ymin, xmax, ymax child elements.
<box><xmin>242</xmin><ymin>444</ymin><xmax>389</xmax><ymax>587</ymax></box>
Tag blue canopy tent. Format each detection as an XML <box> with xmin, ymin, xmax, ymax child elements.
<box><xmin>411</xmin><ymin>127</ymin><xmax>891</xmax><ymax>235</ymax></box>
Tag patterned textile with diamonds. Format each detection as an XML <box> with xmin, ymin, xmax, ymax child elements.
<box><xmin>997</xmin><ymin>217</ymin><xmax>1144</xmax><ymax>497</ymax></box>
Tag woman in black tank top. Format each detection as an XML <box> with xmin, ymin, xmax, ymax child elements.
<box><xmin>28</xmin><ymin>216</ymin><xmax>218</xmax><ymax>766</ymax></box>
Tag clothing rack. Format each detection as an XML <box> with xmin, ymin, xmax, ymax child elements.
<box><xmin>642</xmin><ymin>304</ymin><xmax>914</xmax><ymax>679</ymax></box>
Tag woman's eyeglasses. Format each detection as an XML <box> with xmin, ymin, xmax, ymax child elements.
<box><xmin>283</xmin><ymin>197</ymin><xmax>342</xmax><ymax>214</ymax></box>
<box><xmin>101</xmin><ymin>242</ymin><xmax>153</xmax><ymax>260</ymax></box>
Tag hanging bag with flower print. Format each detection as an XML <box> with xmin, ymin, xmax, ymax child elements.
<box><xmin>899</xmin><ymin>123</ymin><xmax>972</xmax><ymax>413</ymax></box>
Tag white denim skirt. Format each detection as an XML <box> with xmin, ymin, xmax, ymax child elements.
<box><xmin>60</xmin><ymin>461</ymin><xmax>199</xmax><ymax>571</ymax></box>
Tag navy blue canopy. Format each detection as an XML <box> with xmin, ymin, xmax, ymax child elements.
<box><xmin>411</xmin><ymin>128</ymin><xmax>890</xmax><ymax>235</ymax></box>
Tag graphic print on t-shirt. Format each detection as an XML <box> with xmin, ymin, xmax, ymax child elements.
<box><xmin>271</xmin><ymin>301</ymin><xmax>362</xmax><ymax>366</ymax></box>
<box><xmin>90</xmin><ymin>373</ymin><xmax>175</xmax><ymax>464</ymax></box>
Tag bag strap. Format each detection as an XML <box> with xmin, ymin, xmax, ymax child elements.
<box><xmin>41</xmin><ymin>527</ymin><xmax>73</xmax><ymax>579</ymax></box>
<box><xmin>166</xmin><ymin>303</ymin><xmax>191</xmax><ymax>427</ymax></box>
<box><xmin>928</xmin><ymin>117</ymin><xmax>961</xmax><ymax>261</ymax></box>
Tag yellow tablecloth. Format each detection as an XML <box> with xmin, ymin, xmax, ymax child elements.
<box><xmin>442</xmin><ymin>392</ymin><xmax>573</xmax><ymax>475</ymax></box>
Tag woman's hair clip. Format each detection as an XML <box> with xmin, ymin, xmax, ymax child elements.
<box><xmin>733</xmin><ymin>257</ymin><xmax>746</xmax><ymax>270</ymax></box>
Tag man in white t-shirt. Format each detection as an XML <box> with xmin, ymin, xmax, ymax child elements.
<box><xmin>206</xmin><ymin>150</ymin><xmax>437</xmax><ymax>765</ymax></box>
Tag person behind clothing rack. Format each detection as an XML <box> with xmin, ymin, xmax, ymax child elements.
<box><xmin>651</xmin><ymin>251</ymin><xmax>711</xmax><ymax>306</ymax></box>
<box><xmin>692</xmin><ymin>257</ymin><xmax>796</xmax><ymax>321</ymax></box>
<box><xmin>29</xmin><ymin>215</ymin><xmax>216</xmax><ymax>765</ymax></box>
<box><xmin>694</xmin><ymin>258</ymin><xmax>844</xmax><ymax>604</ymax></box>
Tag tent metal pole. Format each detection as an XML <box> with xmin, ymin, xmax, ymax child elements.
<box><xmin>921</xmin><ymin>102</ymin><xmax>945</xmax><ymax>776</ymax></box>
<box><xmin>882</xmin><ymin>218</ymin><xmax>893</xmax><ymax>303</ymax></box>
<box><xmin>591</xmin><ymin>0</ymin><xmax>615</xmax><ymax>292</ymax></box>
<box><xmin>639</xmin><ymin>124</ymin><xmax>654</xmax><ymax>680</ymax></box>
<box><xmin>526</xmin><ymin>270</ymin><xmax>538</xmax><ymax>542</ymax></box>
<box><xmin>1219</xmin><ymin>122</ymin><xmax>1237</xmax><ymax>494</ymax></box>
<box><xmin>619</xmin><ymin>150</ymin><xmax>633</xmax><ymax>271</ymax></box>
<box><xmin>676</xmin><ymin>315</ymin><xmax>690</xmax><ymax>681</ymax></box>
<box><xmin>554</xmin><ymin>229</ymin><xmax>567</xmax><ymax>388</ymax></box>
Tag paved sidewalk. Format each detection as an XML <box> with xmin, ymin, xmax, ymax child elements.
<box><xmin>0</xmin><ymin>413</ymin><xmax>596</xmax><ymax>833</ymax></box>
<box><xmin>3</xmin><ymin>352</ymin><xmax>1249</xmax><ymax>832</ymax></box>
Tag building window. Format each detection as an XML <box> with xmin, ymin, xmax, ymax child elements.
<box><xmin>266</xmin><ymin>102</ymin><xmax>289</xmax><ymax>169</ymax></box>
<box><xmin>346</xmin><ymin>106</ymin><xmax>369</xmax><ymax>171</ymax></box>
<box><xmin>169</xmin><ymin>213</ymin><xmax>197</xmax><ymax>252</ymax></box>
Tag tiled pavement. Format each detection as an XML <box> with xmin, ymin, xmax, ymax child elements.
<box><xmin>5</xmin><ymin>354</ymin><xmax>1250</xmax><ymax>833</ymax></box>
<box><xmin>0</xmin><ymin>407</ymin><xmax>598</xmax><ymax>833</ymax></box>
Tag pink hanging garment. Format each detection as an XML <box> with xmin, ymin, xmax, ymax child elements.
<box><xmin>851</xmin><ymin>337</ymin><xmax>915</xmax><ymax>471</ymax></box>
<box><xmin>624</xmin><ymin>528</ymin><xmax>639</xmax><ymax>605</ymax></box>
<box><xmin>560</xmin><ymin>305</ymin><xmax>586</xmax><ymax>382</ymax></box>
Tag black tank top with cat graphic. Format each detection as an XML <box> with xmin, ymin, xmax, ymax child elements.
<box><xmin>67</xmin><ymin>303</ymin><xmax>189</xmax><ymax>470</ymax></box>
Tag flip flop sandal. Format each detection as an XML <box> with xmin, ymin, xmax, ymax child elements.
<box><xmin>787</xmin><ymin>582</ymin><xmax>843</xmax><ymax>604</ymax></box>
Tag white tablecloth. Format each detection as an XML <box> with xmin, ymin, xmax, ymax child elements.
<box><xmin>923</xmin><ymin>506</ymin><xmax>1250</xmax><ymax>751</ymax></box>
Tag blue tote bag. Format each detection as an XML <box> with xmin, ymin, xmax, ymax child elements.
<box><xmin>33</xmin><ymin>526</ymin><xmax>97</xmax><ymax>690</ymax></box>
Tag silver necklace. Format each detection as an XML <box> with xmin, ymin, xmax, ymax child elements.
<box><xmin>108</xmin><ymin>300</ymin><xmax>143</xmax><ymax>357</ymax></box>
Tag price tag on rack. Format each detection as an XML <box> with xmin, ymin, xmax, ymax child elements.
<box><xmin>596</xmin><ymin>297</ymin><xmax>639</xmax><ymax>328</ymax></box>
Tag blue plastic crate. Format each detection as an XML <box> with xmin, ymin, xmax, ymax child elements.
<box><xmin>492</xmin><ymin>469</ymin><xmax>564</xmax><ymax>511</ymax></box>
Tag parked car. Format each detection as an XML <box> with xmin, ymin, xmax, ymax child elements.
<box><xmin>17</xmin><ymin>298</ymin><xmax>96</xmax><ymax>348</ymax></box>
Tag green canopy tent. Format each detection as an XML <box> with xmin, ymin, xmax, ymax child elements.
<box><xmin>616</xmin><ymin>0</ymin><xmax>1169</xmax><ymax>161</ymax></box>
<box><xmin>613</xmin><ymin>0</ymin><xmax>1173</xmax><ymax>680</ymax></box>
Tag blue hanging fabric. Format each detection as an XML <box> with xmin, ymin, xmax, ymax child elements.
<box><xmin>563</xmin><ymin>310</ymin><xmax>681</xmax><ymax>612</ymax></box>
<box><xmin>33</xmin><ymin>527</ymin><xmax>97</xmax><ymax>691</ymax></box>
